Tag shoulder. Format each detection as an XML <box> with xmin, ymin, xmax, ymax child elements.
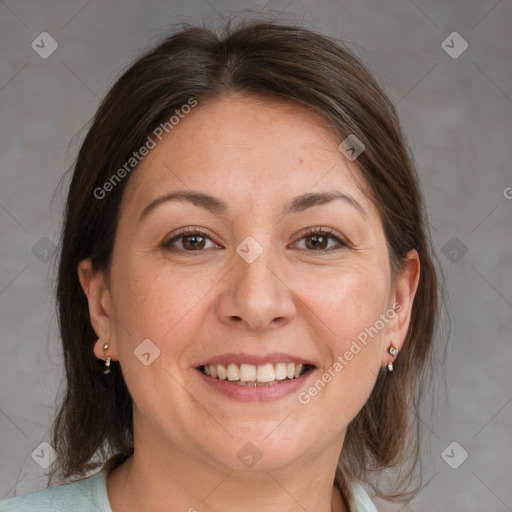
<box><xmin>0</xmin><ymin>470</ymin><xmax>111</xmax><ymax>512</ymax></box>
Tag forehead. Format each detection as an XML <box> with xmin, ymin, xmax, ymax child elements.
<box><xmin>121</xmin><ymin>94</ymin><xmax>373</xmax><ymax>218</ymax></box>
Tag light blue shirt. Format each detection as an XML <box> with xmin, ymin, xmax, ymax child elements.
<box><xmin>1</xmin><ymin>469</ymin><xmax>378</xmax><ymax>511</ymax></box>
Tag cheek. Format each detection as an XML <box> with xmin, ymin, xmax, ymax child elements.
<box><xmin>296</xmin><ymin>265</ymin><xmax>388</xmax><ymax>421</ymax></box>
<box><xmin>108</xmin><ymin>263</ymin><xmax>217</xmax><ymax>421</ymax></box>
<box><xmin>302</xmin><ymin>263</ymin><xmax>390</xmax><ymax>349</ymax></box>
<box><xmin>110</xmin><ymin>260</ymin><xmax>219</xmax><ymax>356</ymax></box>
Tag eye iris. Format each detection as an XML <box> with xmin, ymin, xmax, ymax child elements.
<box><xmin>307</xmin><ymin>234</ymin><xmax>328</xmax><ymax>250</ymax></box>
<box><xmin>183</xmin><ymin>234</ymin><xmax>205</xmax><ymax>250</ymax></box>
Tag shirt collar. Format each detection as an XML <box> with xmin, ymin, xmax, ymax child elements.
<box><xmin>335</xmin><ymin>468</ymin><xmax>378</xmax><ymax>512</ymax></box>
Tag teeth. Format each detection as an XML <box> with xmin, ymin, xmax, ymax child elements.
<box><xmin>227</xmin><ymin>363</ymin><xmax>240</xmax><ymax>381</ymax></box>
<box><xmin>240</xmin><ymin>363</ymin><xmax>257</xmax><ymax>382</ymax></box>
<box><xmin>256</xmin><ymin>363</ymin><xmax>275</xmax><ymax>382</ymax></box>
<box><xmin>217</xmin><ymin>365</ymin><xmax>227</xmax><ymax>380</ymax></box>
<box><xmin>201</xmin><ymin>362</ymin><xmax>309</xmax><ymax>383</ymax></box>
<box><xmin>275</xmin><ymin>363</ymin><xmax>287</xmax><ymax>380</ymax></box>
<box><xmin>235</xmin><ymin>380</ymin><xmax>280</xmax><ymax>387</ymax></box>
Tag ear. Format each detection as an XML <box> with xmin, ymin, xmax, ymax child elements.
<box><xmin>77</xmin><ymin>258</ymin><xmax>118</xmax><ymax>362</ymax></box>
<box><xmin>382</xmin><ymin>249</ymin><xmax>420</xmax><ymax>366</ymax></box>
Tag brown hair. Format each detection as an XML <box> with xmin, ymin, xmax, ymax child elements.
<box><xmin>51</xmin><ymin>17</ymin><xmax>440</xmax><ymax>502</ymax></box>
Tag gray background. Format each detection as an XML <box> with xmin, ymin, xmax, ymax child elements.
<box><xmin>1</xmin><ymin>1</ymin><xmax>511</xmax><ymax>510</ymax></box>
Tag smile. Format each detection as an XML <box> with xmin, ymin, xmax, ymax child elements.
<box><xmin>199</xmin><ymin>362</ymin><xmax>313</xmax><ymax>386</ymax></box>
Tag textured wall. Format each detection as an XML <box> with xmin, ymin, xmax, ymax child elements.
<box><xmin>1</xmin><ymin>1</ymin><xmax>511</xmax><ymax>510</ymax></box>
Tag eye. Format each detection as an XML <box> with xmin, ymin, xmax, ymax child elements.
<box><xmin>162</xmin><ymin>228</ymin><xmax>221</xmax><ymax>252</ymax></box>
<box><xmin>292</xmin><ymin>227</ymin><xmax>348</xmax><ymax>252</ymax></box>
<box><xmin>162</xmin><ymin>226</ymin><xmax>349</xmax><ymax>254</ymax></box>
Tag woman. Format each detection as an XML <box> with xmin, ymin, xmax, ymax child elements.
<box><xmin>1</xmin><ymin>18</ymin><xmax>439</xmax><ymax>512</ymax></box>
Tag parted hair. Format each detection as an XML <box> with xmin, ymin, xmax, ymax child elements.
<box><xmin>51</xmin><ymin>16</ymin><xmax>440</xmax><ymax>502</ymax></box>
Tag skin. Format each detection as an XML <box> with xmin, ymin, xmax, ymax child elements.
<box><xmin>78</xmin><ymin>94</ymin><xmax>420</xmax><ymax>512</ymax></box>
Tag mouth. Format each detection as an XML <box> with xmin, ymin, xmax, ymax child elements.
<box><xmin>197</xmin><ymin>362</ymin><xmax>315</xmax><ymax>387</ymax></box>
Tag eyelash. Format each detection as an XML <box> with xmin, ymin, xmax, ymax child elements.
<box><xmin>162</xmin><ymin>226</ymin><xmax>349</xmax><ymax>254</ymax></box>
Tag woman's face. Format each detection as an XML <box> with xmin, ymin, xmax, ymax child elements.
<box><xmin>80</xmin><ymin>94</ymin><xmax>418</xmax><ymax>473</ymax></box>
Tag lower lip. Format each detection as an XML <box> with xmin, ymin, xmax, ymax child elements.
<box><xmin>196</xmin><ymin>368</ymin><xmax>315</xmax><ymax>402</ymax></box>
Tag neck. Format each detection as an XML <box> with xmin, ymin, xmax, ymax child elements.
<box><xmin>105</xmin><ymin>427</ymin><xmax>348</xmax><ymax>512</ymax></box>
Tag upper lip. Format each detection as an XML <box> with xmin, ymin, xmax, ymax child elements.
<box><xmin>197</xmin><ymin>352</ymin><xmax>315</xmax><ymax>367</ymax></box>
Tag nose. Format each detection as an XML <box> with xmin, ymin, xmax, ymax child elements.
<box><xmin>216</xmin><ymin>245</ymin><xmax>297</xmax><ymax>331</ymax></box>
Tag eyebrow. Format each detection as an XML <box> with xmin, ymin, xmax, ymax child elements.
<box><xmin>138</xmin><ymin>189</ymin><xmax>367</xmax><ymax>222</ymax></box>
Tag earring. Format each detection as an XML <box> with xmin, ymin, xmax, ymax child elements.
<box><xmin>103</xmin><ymin>343</ymin><xmax>111</xmax><ymax>374</ymax></box>
<box><xmin>387</xmin><ymin>342</ymin><xmax>398</xmax><ymax>372</ymax></box>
